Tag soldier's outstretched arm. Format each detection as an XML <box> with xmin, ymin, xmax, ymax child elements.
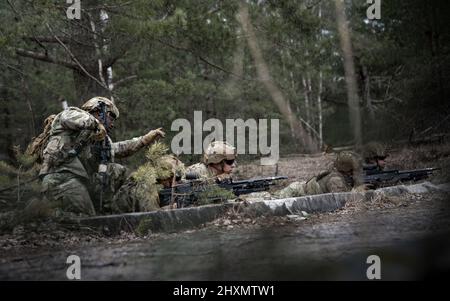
<box><xmin>112</xmin><ymin>128</ymin><xmax>165</xmax><ymax>158</ymax></box>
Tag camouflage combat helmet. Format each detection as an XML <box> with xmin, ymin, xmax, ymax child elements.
<box><xmin>334</xmin><ymin>151</ymin><xmax>362</xmax><ymax>173</ymax></box>
<box><xmin>81</xmin><ymin>96</ymin><xmax>120</xmax><ymax>119</ymax></box>
<box><xmin>203</xmin><ymin>141</ymin><xmax>236</xmax><ymax>165</ymax></box>
<box><xmin>363</xmin><ymin>141</ymin><xmax>387</xmax><ymax>160</ymax></box>
<box><xmin>159</xmin><ymin>155</ymin><xmax>186</xmax><ymax>180</ymax></box>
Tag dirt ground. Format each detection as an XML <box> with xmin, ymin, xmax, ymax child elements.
<box><xmin>0</xmin><ymin>192</ymin><xmax>422</xmax><ymax>255</ymax></box>
<box><xmin>0</xmin><ymin>192</ymin><xmax>449</xmax><ymax>280</ymax></box>
<box><xmin>235</xmin><ymin>142</ymin><xmax>450</xmax><ymax>183</ymax></box>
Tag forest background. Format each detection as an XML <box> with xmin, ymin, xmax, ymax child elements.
<box><xmin>0</xmin><ymin>0</ymin><xmax>449</xmax><ymax>168</ymax></box>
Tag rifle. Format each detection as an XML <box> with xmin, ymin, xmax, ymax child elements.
<box><xmin>93</xmin><ymin>102</ymin><xmax>112</xmax><ymax>210</ymax></box>
<box><xmin>363</xmin><ymin>163</ymin><xmax>381</xmax><ymax>175</ymax></box>
<box><xmin>159</xmin><ymin>175</ymin><xmax>288</xmax><ymax>208</ymax></box>
<box><xmin>363</xmin><ymin>167</ymin><xmax>439</xmax><ymax>187</ymax></box>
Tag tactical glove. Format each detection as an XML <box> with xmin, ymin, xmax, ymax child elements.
<box><xmin>142</xmin><ymin>127</ymin><xmax>166</xmax><ymax>145</ymax></box>
<box><xmin>93</xmin><ymin>122</ymin><xmax>107</xmax><ymax>141</ymax></box>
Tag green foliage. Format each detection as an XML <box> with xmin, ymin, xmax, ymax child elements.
<box><xmin>136</xmin><ymin>217</ymin><xmax>154</xmax><ymax>237</ymax></box>
<box><xmin>12</xmin><ymin>146</ymin><xmax>36</xmax><ymax>168</ymax></box>
<box><xmin>131</xmin><ymin>142</ymin><xmax>172</xmax><ymax>202</ymax></box>
<box><xmin>196</xmin><ymin>185</ymin><xmax>236</xmax><ymax>206</ymax></box>
<box><xmin>134</xmin><ymin>142</ymin><xmax>172</xmax><ymax>181</ymax></box>
<box><xmin>0</xmin><ymin>0</ymin><xmax>449</xmax><ymax>167</ymax></box>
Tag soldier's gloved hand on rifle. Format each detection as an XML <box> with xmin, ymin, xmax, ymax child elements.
<box><xmin>93</xmin><ymin>122</ymin><xmax>107</xmax><ymax>141</ymax></box>
<box><xmin>142</xmin><ymin>127</ymin><xmax>166</xmax><ymax>145</ymax></box>
<box><xmin>216</xmin><ymin>173</ymin><xmax>232</xmax><ymax>182</ymax></box>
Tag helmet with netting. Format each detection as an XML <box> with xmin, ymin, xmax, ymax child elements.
<box><xmin>81</xmin><ymin>96</ymin><xmax>119</xmax><ymax>119</ymax></box>
<box><xmin>335</xmin><ymin>151</ymin><xmax>362</xmax><ymax>173</ymax></box>
<box><xmin>159</xmin><ymin>155</ymin><xmax>186</xmax><ymax>181</ymax></box>
<box><xmin>363</xmin><ymin>141</ymin><xmax>387</xmax><ymax>161</ymax></box>
<box><xmin>203</xmin><ymin>141</ymin><xmax>236</xmax><ymax>165</ymax></box>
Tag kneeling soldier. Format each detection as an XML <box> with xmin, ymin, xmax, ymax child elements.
<box><xmin>38</xmin><ymin>96</ymin><xmax>164</xmax><ymax>217</ymax></box>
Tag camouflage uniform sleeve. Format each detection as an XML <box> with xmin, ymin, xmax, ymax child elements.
<box><xmin>275</xmin><ymin>181</ymin><xmax>306</xmax><ymax>198</ymax></box>
<box><xmin>111</xmin><ymin>136</ymin><xmax>146</xmax><ymax>158</ymax></box>
<box><xmin>325</xmin><ymin>175</ymin><xmax>349</xmax><ymax>193</ymax></box>
<box><xmin>186</xmin><ymin>163</ymin><xmax>210</xmax><ymax>180</ymax></box>
<box><xmin>59</xmin><ymin>108</ymin><xmax>99</xmax><ymax>131</ymax></box>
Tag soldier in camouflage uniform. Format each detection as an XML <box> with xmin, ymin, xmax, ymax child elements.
<box><xmin>112</xmin><ymin>152</ymin><xmax>186</xmax><ymax>213</ymax></box>
<box><xmin>303</xmin><ymin>151</ymin><xmax>366</xmax><ymax>195</ymax></box>
<box><xmin>274</xmin><ymin>151</ymin><xmax>367</xmax><ymax>198</ymax></box>
<box><xmin>273</xmin><ymin>181</ymin><xmax>307</xmax><ymax>199</ymax></box>
<box><xmin>39</xmin><ymin>96</ymin><xmax>165</xmax><ymax>217</ymax></box>
<box><xmin>362</xmin><ymin>141</ymin><xmax>388</xmax><ymax>172</ymax></box>
<box><xmin>186</xmin><ymin>141</ymin><xmax>237</xmax><ymax>182</ymax></box>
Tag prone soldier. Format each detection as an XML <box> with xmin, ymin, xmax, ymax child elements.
<box><xmin>186</xmin><ymin>141</ymin><xmax>237</xmax><ymax>181</ymax></box>
<box><xmin>112</xmin><ymin>151</ymin><xmax>186</xmax><ymax>213</ymax></box>
<box><xmin>275</xmin><ymin>151</ymin><xmax>368</xmax><ymax>198</ymax></box>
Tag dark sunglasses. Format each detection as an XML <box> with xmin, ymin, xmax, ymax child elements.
<box><xmin>375</xmin><ymin>156</ymin><xmax>387</xmax><ymax>160</ymax></box>
<box><xmin>224</xmin><ymin>159</ymin><xmax>235</xmax><ymax>166</ymax></box>
<box><xmin>107</xmin><ymin>111</ymin><xmax>117</xmax><ymax>120</ymax></box>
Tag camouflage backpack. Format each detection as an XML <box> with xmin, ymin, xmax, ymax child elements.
<box><xmin>25</xmin><ymin>114</ymin><xmax>56</xmax><ymax>163</ymax></box>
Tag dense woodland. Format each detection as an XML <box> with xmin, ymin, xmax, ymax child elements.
<box><xmin>0</xmin><ymin>0</ymin><xmax>449</xmax><ymax>167</ymax></box>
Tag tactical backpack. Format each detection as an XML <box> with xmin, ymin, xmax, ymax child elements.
<box><xmin>25</xmin><ymin>114</ymin><xmax>56</xmax><ymax>163</ymax></box>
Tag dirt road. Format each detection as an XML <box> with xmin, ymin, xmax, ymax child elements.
<box><xmin>1</xmin><ymin>193</ymin><xmax>449</xmax><ymax>280</ymax></box>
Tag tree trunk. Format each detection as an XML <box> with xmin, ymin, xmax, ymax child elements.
<box><xmin>307</xmin><ymin>74</ymin><xmax>313</xmax><ymax>126</ymax></box>
<box><xmin>302</xmin><ymin>75</ymin><xmax>311</xmax><ymax>135</ymax></box>
<box><xmin>428</xmin><ymin>1</ymin><xmax>445</xmax><ymax>106</ymax></box>
<box><xmin>317</xmin><ymin>4</ymin><xmax>324</xmax><ymax>149</ymax></box>
<box><xmin>224</xmin><ymin>24</ymin><xmax>245</xmax><ymax>103</ymax></box>
<box><xmin>237</xmin><ymin>2</ymin><xmax>319</xmax><ymax>153</ymax></box>
<box><xmin>361</xmin><ymin>65</ymin><xmax>375</xmax><ymax>121</ymax></box>
<box><xmin>68</xmin><ymin>2</ymin><xmax>111</xmax><ymax>105</ymax></box>
<box><xmin>1</xmin><ymin>89</ymin><xmax>14</xmax><ymax>161</ymax></box>
<box><xmin>334</xmin><ymin>0</ymin><xmax>363</xmax><ymax>148</ymax></box>
<box><xmin>317</xmin><ymin>70</ymin><xmax>323</xmax><ymax>149</ymax></box>
<box><xmin>20</xmin><ymin>75</ymin><xmax>36</xmax><ymax>138</ymax></box>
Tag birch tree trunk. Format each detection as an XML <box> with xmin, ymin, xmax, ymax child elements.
<box><xmin>317</xmin><ymin>70</ymin><xmax>323</xmax><ymax>149</ymax></box>
<box><xmin>317</xmin><ymin>5</ymin><xmax>324</xmax><ymax>149</ymax></box>
<box><xmin>302</xmin><ymin>75</ymin><xmax>311</xmax><ymax>135</ymax></box>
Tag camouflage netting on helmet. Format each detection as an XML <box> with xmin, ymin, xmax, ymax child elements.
<box><xmin>362</xmin><ymin>141</ymin><xmax>388</xmax><ymax>160</ymax></box>
<box><xmin>81</xmin><ymin>96</ymin><xmax>120</xmax><ymax>119</ymax></box>
<box><xmin>334</xmin><ymin>151</ymin><xmax>362</xmax><ymax>172</ymax></box>
<box><xmin>334</xmin><ymin>150</ymin><xmax>364</xmax><ymax>186</ymax></box>
<box><xmin>131</xmin><ymin>142</ymin><xmax>185</xmax><ymax>204</ymax></box>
